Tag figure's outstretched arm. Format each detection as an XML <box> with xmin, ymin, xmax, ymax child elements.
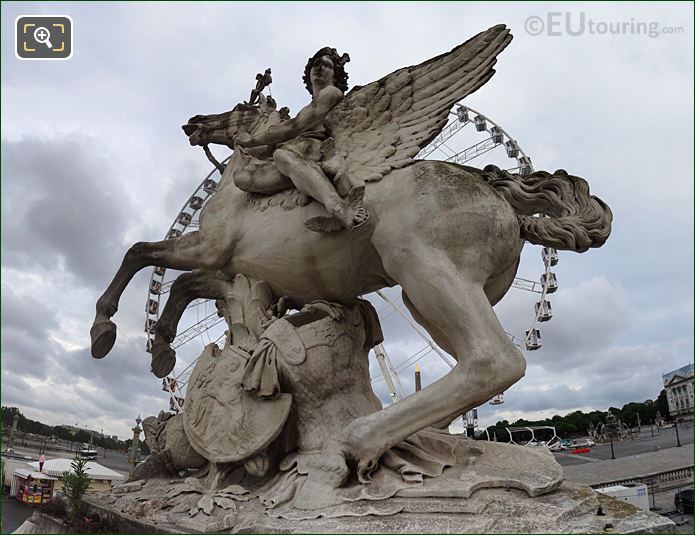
<box><xmin>238</xmin><ymin>86</ymin><xmax>342</xmax><ymax>148</ymax></box>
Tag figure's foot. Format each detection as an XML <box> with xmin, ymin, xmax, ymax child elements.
<box><xmin>340</xmin><ymin>185</ymin><xmax>369</xmax><ymax>230</ymax></box>
<box><xmin>151</xmin><ymin>341</ymin><xmax>177</xmax><ymax>378</ymax></box>
<box><xmin>243</xmin><ymin>451</ymin><xmax>269</xmax><ymax>477</ymax></box>
<box><xmin>90</xmin><ymin>317</ymin><xmax>117</xmax><ymax>359</ymax></box>
<box><xmin>303</xmin><ymin>186</ymin><xmax>369</xmax><ymax>233</ymax></box>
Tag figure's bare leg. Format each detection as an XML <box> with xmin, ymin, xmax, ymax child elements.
<box><xmin>274</xmin><ymin>148</ymin><xmax>368</xmax><ymax>230</ymax></box>
<box><xmin>91</xmin><ymin>232</ymin><xmax>228</xmax><ymax>359</ymax></box>
<box><xmin>233</xmin><ymin>154</ymin><xmax>294</xmax><ymax>194</ymax></box>
<box><xmin>336</xmin><ymin>242</ymin><xmax>526</xmax><ymax>481</ymax></box>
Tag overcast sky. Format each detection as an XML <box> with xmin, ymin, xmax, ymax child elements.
<box><xmin>2</xmin><ymin>2</ymin><xmax>693</xmax><ymax>439</ymax></box>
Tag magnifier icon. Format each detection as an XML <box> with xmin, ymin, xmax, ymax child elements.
<box><xmin>34</xmin><ymin>26</ymin><xmax>53</xmax><ymax>49</ymax></box>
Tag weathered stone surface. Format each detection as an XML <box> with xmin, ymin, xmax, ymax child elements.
<box><xmin>86</xmin><ymin>480</ymin><xmax>674</xmax><ymax>534</ymax></box>
<box><xmin>164</xmin><ymin>414</ymin><xmax>206</xmax><ymax>470</ymax></box>
<box><xmin>13</xmin><ymin>512</ymin><xmax>71</xmax><ymax>534</ymax></box>
<box><xmin>183</xmin><ymin>344</ymin><xmax>292</xmax><ymax>464</ymax></box>
<box><xmin>112</xmin><ymin>480</ymin><xmax>145</xmax><ymax>494</ymax></box>
<box><xmin>399</xmin><ymin>439</ymin><xmax>563</xmax><ymax>499</ymax></box>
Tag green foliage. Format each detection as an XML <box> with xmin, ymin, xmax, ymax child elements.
<box><xmin>657</xmin><ymin>389</ymin><xmax>670</xmax><ymax>419</ymax></box>
<box><xmin>74</xmin><ymin>430</ymin><xmax>91</xmax><ymax>444</ymax></box>
<box><xmin>39</xmin><ymin>495</ymin><xmax>67</xmax><ymax>518</ymax></box>
<box><xmin>61</xmin><ymin>456</ymin><xmax>92</xmax><ymax>524</ymax></box>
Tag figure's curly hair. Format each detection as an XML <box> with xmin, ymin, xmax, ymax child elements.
<box><xmin>302</xmin><ymin>47</ymin><xmax>350</xmax><ymax>95</ymax></box>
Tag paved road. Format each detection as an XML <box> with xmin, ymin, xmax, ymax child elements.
<box><xmin>1</xmin><ymin>489</ymin><xmax>34</xmax><ymax>534</ymax></box>
<box><xmin>554</xmin><ymin>424</ymin><xmax>693</xmax><ymax>467</ymax></box>
<box><xmin>561</xmin><ymin>443</ymin><xmax>693</xmax><ymax>485</ymax></box>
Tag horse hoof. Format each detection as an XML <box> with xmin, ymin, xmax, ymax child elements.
<box><xmin>151</xmin><ymin>344</ymin><xmax>177</xmax><ymax>378</ymax></box>
<box><xmin>90</xmin><ymin>319</ymin><xmax>117</xmax><ymax>359</ymax></box>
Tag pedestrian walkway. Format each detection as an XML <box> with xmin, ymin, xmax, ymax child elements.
<box><xmin>562</xmin><ymin>443</ymin><xmax>694</xmax><ymax>485</ymax></box>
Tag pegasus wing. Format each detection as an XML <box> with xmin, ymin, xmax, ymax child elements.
<box><xmin>325</xmin><ymin>25</ymin><xmax>512</xmax><ymax>184</ymax></box>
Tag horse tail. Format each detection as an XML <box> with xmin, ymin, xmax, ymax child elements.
<box><xmin>482</xmin><ymin>165</ymin><xmax>612</xmax><ymax>253</ymax></box>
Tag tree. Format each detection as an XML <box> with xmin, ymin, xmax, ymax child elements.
<box><xmin>1</xmin><ymin>406</ymin><xmax>23</xmax><ymax>427</ymax></box>
<box><xmin>61</xmin><ymin>457</ymin><xmax>92</xmax><ymax>524</ymax></box>
<box><xmin>74</xmin><ymin>430</ymin><xmax>90</xmax><ymax>444</ymax></box>
<box><xmin>657</xmin><ymin>389</ymin><xmax>670</xmax><ymax>420</ymax></box>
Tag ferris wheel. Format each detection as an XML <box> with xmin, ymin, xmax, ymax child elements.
<box><xmin>145</xmin><ymin>103</ymin><xmax>559</xmax><ymax>413</ymax></box>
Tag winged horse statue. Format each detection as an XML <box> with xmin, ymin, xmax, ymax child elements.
<box><xmin>90</xmin><ymin>25</ymin><xmax>612</xmax><ymax>481</ymax></box>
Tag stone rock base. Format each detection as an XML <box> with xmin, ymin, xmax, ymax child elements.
<box><xmin>84</xmin><ymin>480</ymin><xmax>675</xmax><ymax>534</ymax></box>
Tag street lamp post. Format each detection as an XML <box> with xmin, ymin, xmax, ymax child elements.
<box><xmin>674</xmin><ymin>420</ymin><xmax>681</xmax><ymax>448</ymax></box>
<box><xmin>609</xmin><ymin>432</ymin><xmax>616</xmax><ymax>460</ymax></box>
<box><xmin>128</xmin><ymin>415</ymin><xmax>142</xmax><ymax>477</ymax></box>
<box><xmin>7</xmin><ymin>414</ymin><xmax>19</xmax><ymax>450</ymax></box>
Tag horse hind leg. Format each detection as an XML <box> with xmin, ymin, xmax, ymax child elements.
<box><xmin>150</xmin><ymin>270</ymin><xmax>236</xmax><ymax>378</ymax></box>
<box><xmin>91</xmin><ymin>231</ymin><xmax>228</xmax><ymax>359</ymax></box>
<box><xmin>401</xmin><ymin>292</ymin><xmax>455</xmax><ymax>357</ymax></box>
<box><xmin>338</xmin><ymin>243</ymin><xmax>526</xmax><ymax>480</ymax></box>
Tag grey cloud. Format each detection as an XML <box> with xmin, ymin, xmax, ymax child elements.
<box><xmin>2</xmin><ymin>284</ymin><xmax>60</xmax><ymax>339</ymax></box>
<box><xmin>495</xmin><ymin>277</ymin><xmax>630</xmax><ymax>374</ymax></box>
<box><xmin>1</xmin><ymin>338</ymin><xmax>170</xmax><ymax>435</ymax></box>
<box><xmin>1</xmin><ymin>329</ymin><xmax>56</xmax><ymax>381</ymax></box>
<box><xmin>499</xmin><ymin>384</ymin><xmax>587</xmax><ymax>414</ymax></box>
<box><xmin>1</xmin><ymin>135</ymin><xmax>132</xmax><ymax>289</ymax></box>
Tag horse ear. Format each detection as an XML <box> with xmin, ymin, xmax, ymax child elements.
<box><xmin>555</xmin><ymin>169</ymin><xmax>568</xmax><ymax>176</ymax></box>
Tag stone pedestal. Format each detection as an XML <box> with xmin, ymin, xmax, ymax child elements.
<box><xmin>85</xmin><ymin>478</ymin><xmax>675</xmax><ymax>534</ymax></box>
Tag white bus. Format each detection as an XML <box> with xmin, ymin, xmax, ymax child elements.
<box><xmin>78</xmin><ymin>448</ymin><xmax>98</xmax><ymax>460</ymax></box>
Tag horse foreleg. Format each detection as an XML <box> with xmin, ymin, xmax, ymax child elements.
<box><xmin>91</xmin><ymin>231</ymin><xmax>228</xmax><ymax>359</ymax></box>
<box><xmin>150</xmin><ymin>271</ymin><xmax>236</xmax><ymax>378</ymax></box>
<box><xmin>337</xmin><ymin>245</ymin><xmax>526</xmax><ymax>481</ymax></box>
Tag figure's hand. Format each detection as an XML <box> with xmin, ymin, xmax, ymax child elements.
<box><xmin>234</xmin><ymin>131</ymin><xmax>252</xmax><ymax>148</ymax></box>
<box><xmin>261</xmin><ymin>309</ymin><xmax>277</xmax><ymax>330</ymax></box>
<box><xmin>301</xmin><ymin>301</ymin><xmax>345</xmax><ymax>322</ymax></box>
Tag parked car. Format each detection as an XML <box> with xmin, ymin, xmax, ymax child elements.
<box><xmin>570</xmin><ymin>438</ymin><xmax>595</xmax><ymax>448</ymax></box>
<box><xmin>548</xmin><ymin>442</ymin><xmax>567</xmax><ymax>452</ymax></box>
<box><xmin>525</xmin><ymin>439</ymin><xmax>545</xmax><ymax>447</ymax></box>
<box><xmin>674</xmin><ymin>489</ymin><xmax>693</xmax><ymax>514</ymax></box>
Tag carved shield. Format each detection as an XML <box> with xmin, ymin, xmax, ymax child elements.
<box><xmin>182</xmin><ymin>344</ymin><xmax>292</xmax><ymax>464</ymax></box>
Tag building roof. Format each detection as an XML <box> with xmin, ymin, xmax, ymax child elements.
<box><xmin>14</xmin><ymin>468</ymin><xmax>58</xmax><ymax>481</ymax></box>
<box><xmin>662</xmin><ymin>363</ymin><xmax>695</xmax><ymax>386</ymax></box>
<box><xmin>27</xmin><ymin>459</ymin><xmax>125</xmax><ymax>481</ymax></box>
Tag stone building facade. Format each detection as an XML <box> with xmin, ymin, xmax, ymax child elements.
<box><xmin>662</xmin><ymin>363</ymin><xmax>694</xmax><ymax>421</ymax></box>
